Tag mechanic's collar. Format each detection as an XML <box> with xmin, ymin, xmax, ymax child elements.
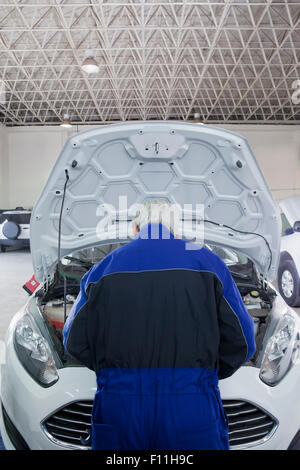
<box><xmin>137</xmin><ymin>223</ymin><xmax>175</xmax><ymax>240</ymax></box>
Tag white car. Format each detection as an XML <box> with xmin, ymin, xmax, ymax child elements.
<box><xmin>1</xmin><ymin>122</ymin><xmax>300</xmax><ymax>450</ymax></box>
<box><xmin>0</xmin><ymin>208</ymin><xmax>31</xmax><ymax>252</ymax></box>
<box><xmin>278</xmin><ymin>196</ymin><xmax>300</xmax><ymax>307</ymax></box>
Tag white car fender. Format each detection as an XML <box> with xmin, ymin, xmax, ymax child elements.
<box><xmin>280</xmin><ymin>232</ymin><xmax>300</xmax><ymax>278</ymax></box>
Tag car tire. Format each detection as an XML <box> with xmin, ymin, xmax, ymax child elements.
<box><xmin>2</xmin><ymin>221</ymin><xmax>21</xmax><ymax>240</ymax></box>
<box><xmin>278</xmin><ymin>260</ymin><xmax>300</xmax><ymax>307</ymax></box>
<box><xmin>0</xmin><ymin>245</ymin><xmax>6</xmax><ymax>253</ymax></box>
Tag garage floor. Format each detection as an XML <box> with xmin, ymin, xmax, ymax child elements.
<box><xmin>0</xmin><ymin>248</ymin><xmax>33</xmax><ymax>342</ymax></box>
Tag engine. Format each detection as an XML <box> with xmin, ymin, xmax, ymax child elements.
<box><xmin>41</xmin><ymin>286</ymin><xmax>273</xmax><ymax>355</ymax></box>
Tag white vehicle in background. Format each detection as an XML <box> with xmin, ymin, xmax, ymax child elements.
<box><xmin>1</xmin><ymin>122</ymin><xmax>300</xmax><ymax>450</ymax></box>
<box><xmin>0</xmin><ymin>208</ymin><xmax>31</xmax><ymax>252</ymax></box>
<box><xmin>278</xmin><ymin>196</ymin><xmax>300</xmax><ymax>307</ymax></box>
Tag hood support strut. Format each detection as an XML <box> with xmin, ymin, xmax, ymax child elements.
<box><xmin>56</xmin><ymin>168</ymin><xmax>70</xmax><ymax>322</ymax></box>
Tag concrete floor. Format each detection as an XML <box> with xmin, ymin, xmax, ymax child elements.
<box><xmin>0</xmin><ymin>247</ymin><xmax>33</xmax><ymax>341</ymax></box>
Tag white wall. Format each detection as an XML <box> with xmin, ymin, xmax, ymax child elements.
<box><xmin>4</xmin><ymin>127</ymin><xmax>71</xmax><ymax>209</ymax></box>
<box><xmin>0</xmin><ymin>124</ymin><xmax>8</xmax><ymax>209</ymax></box>
<box><xmin>222</xmin><ymin>124</ymin><xmax>300</xmax><ymax>202</ymax></box>
<box><xmin>0</xmin><ymin>123</ymin><xmax>299</xmax><ymax>209</ymax></box>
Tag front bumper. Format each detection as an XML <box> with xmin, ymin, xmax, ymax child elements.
<box><xmin>0</xmin><ymin>401</ymin><xmax>29</xmax><ymax>450</ymax></box>
<box><xmin>0</xmin><ymin>336</ymin><xmax>96</xmax><ymax>450</ymax></box>
<box><xmin>1</xmin><ymin>330</ymin><xmax>300</xmax><ymax>450</ymax></box>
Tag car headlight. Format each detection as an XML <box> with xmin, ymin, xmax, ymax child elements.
<box><xmin>14</xmin><ymin>313</ymin><xmax>58</xmax><ymax>387</ymax></box>
<box><xmin>259</xmin><ymin>313</ymin><xmax>300</xmax><ymax>386</ymax></box>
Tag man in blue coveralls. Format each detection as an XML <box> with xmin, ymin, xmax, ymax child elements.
<box><xmin>63</xmin><ymin>200</ymin><xmax>256</xmax><ymax>450</ymax></box>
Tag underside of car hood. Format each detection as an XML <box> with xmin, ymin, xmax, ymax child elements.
<box><xmin>31</xmin><ymin>121</ymin><xmax>281</xmax><ymax>283</ymax></box>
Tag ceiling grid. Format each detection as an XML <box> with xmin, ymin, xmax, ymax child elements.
<box><xmin>0</xmin><ymin>0</ymin><xmax>299</xmax><ymax>126</ymax></box>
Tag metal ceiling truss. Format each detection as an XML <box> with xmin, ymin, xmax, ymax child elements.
<box><xmin>0</xmin><ymin>0</ymin><xmax>300</xmax><ymax>126</ymax></box>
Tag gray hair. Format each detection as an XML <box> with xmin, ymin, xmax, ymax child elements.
<box><xmin>132</xmin><ymin>199</ymin><xmax>181</xmax><ymax>235</ymax></box>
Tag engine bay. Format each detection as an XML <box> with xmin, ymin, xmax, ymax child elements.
<box><xmin>37</xmin><ymin>263</ymin><xmax>276</xmax><ymax>368</ymax></box>
<box><xmin>35</xmin><ymin>242</ymin><xmax>277</xmax><ymax>367</ymax></box>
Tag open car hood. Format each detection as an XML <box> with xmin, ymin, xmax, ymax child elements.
<box><xmin>31</xmin><ymin>121</ymin><xmax>281</xmax><ymax>283</ymax></box>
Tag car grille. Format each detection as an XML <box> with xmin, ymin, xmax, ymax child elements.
<box><xmin>43</xmin><ymin>401</ymin><xmax>93</xmax><ymax>448</ymax></box>
<box><xmin>223</xmin><ymin>400</ymin><xmax>277</xmax><ymax>447</ymax></box>
<box><xmin>43</xmin><ymin>399</ymin><xmax>277</xmax><ymax>449</ymax></box>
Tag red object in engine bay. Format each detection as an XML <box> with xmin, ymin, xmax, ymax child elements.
<box><xmin>23</xmin><ymin>274</ymin><xmax>40</xmax><ymax>295</ymax></box>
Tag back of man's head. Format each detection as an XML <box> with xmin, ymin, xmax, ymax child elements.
<box><xmin>132</xmin><ymin>200</ymin><xmax>181</xmax><ymax>236</ymax></box>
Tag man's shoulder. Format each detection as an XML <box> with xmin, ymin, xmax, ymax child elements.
<box><xmin>164</xmin><ymin>238</ymin><xmax>228</xmax><ymax>280</ymax></box>
<box><xmin>190</xmin><ymin>245</ymin><xmax>228</xmax><ymax>280</ymax></box>
<box><xmin>84</xmin><ymin>239</ymin><xmax>137</xmax><ymax>285</ymax></box>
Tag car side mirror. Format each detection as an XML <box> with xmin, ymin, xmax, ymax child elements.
<box><xmin>293</xmin><ymin>221</ymin><xmax>300</xmax><ymax>232</ymax></box>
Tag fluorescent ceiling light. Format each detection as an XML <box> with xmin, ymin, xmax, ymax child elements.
<box><xmin>81</xmin><ymin>50</ymin><xmax>99</xmax><ymax>74</ymax></box>
<box><xmin>60</xmin><ymin>114</ymin><xmax>72</xmax><ymax>128</ymax></box>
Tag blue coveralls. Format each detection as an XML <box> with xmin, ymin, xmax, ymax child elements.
<box><xmin>63</xmin><ymin>223</ymin><xmax>256</xmax><ymax>450</ymax></box>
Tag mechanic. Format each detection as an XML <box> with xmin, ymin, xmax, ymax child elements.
<box><xmin>63</xmin><ymin>200</ymin><xmax>256</xmax><ymax>450</ymax></box>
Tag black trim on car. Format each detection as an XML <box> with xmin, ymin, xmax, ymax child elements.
<box><xmin>0</xmin><ymin>212</ymin><xmax>31</xmax><ymax>225</ymax></box>
<box><xmin>0</xmin><ymin>239</ymin><xmax>30</xmax><ymax>247</ymax></box>
<box><xmin>1</xmin><ymin>401</ymin><xmax>30</xmax><ymax>450</ymax></box>
<box><xmin>288</xmin><ymin>429</ymin><xmax>300</xmax><ymax>450</ymax></box>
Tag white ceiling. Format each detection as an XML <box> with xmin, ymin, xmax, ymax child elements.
<box><xmin>0</xmin><ymin>0</ymin><xmax>300</xmax><ymax>126</ymax></box>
